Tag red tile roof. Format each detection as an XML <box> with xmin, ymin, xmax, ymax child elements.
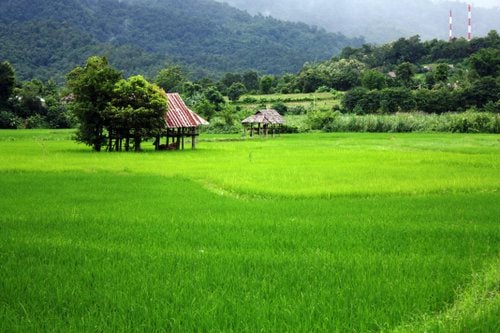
<box><xmin>165</xmin><ymin>93</ymin><xmax>209</xmax><ymax>128</ymax></box>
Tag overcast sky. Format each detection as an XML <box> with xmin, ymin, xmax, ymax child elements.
<box><xmin>435</xmin><ymin>0</ymin><xmax>499</xmax><ymax>8</ymax></box>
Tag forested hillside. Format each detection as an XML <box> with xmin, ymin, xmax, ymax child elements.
<box><xmin>0</xmin><ymin>0</ymin><xmax>362</xmax><ymax>81</ymax></box>
<box><xmin>218</xmin><ymin>0</ymin><xmax>500</xmax><ymax>43</ymax></box>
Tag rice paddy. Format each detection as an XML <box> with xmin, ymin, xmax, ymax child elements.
<box><xmin>0</xmin><ymin>130</ymin><xmax>499</xmax><ymax>332</ymax></box>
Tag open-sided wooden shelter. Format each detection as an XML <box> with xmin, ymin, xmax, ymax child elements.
<box><xmin>156</xmin><ymin>93</ymin><xmax>208</xmax><ymax>150</ymax></box>
<box><xmin>241</xmin><ymin>109</ymin><xmax>285</xmax><ymax>137</ymax></box>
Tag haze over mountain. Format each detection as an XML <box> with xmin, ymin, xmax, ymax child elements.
<box><xmin>0</xmin><ymin>0</ymin><xmax>362</xmax><ymax>81</ymax></box>
<box><xmin>216</xmin><ymin>0</ymin><xmax>500</xmax><ymax>43</ymax></box>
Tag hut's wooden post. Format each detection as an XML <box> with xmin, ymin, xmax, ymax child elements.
<box><xmin>191</xmin><ymin>128</ymin><xmax>196</xmax><ymax>149</ymax></box>
<box><xmin>166</xmin><ymin>130</ymin><xmax>170</xmax><ymax>146</ymax></box>
<box><xmin>250</xmin><ymin>124</ymin><xmax>253</xmax><ymax>137</ymax></box>
<box><xmin>176</xmin><ymin>128</ymin><xmax>181</xmax><ymax>150</ymax></box>
<box><xmin>258</xmin><ymin>123</ymin><xmax>261</xmax><ymax>136</ymax></box>
<box><xmin>181</xmin><ymin>128</ymin><xmax>185</xmax><ymax>150</ymax></box>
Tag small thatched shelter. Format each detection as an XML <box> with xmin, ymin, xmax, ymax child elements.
<box><xmin>156</xmin><ymin>93</ymin><xmax>208</xmax><ymax>150</ymax></box>
<box><xmin>241</xmin><ymin>109</ymin><xmax>285</xmax><ymax>137</ymax></box>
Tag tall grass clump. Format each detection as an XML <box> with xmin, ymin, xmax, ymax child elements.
<box><xmin>307</xmin><ymin>111</ymin><xmax>500</xmax><ymax>133</ymax></box>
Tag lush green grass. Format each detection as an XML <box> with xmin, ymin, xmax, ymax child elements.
<box><xmin>0</xmin><ymin>130</ymin><xmax>499</xmax><ymax>332</ymax></box>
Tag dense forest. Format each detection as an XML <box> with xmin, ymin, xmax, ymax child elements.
<box><xmin>0</xmin><ymin>0</ymin><xmax>362</xmax><ymax>82</ymax></box>
<box><xmin>218</xmin><ymin>0</ymin><xmax>500</xmax><ymax>43</ymax></box>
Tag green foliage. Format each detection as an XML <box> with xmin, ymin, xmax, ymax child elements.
<box><xmin>0</xmin><ymin>61</ymin><xmax>15</xmax><ymax>105</ymax></box>
<box><xmin>379</xmin><ymin>87</ymin><xmax>415</xmax><ymax>113</ymax></box>
<box><xmin>295</xmin><ymin>59</ymin><xmax>365</xmax><ymax>93</ymax></box>
<box><xmin>434</xmin><ymin>63</ymin><xmax>450</xmax><ymax>83</ymax></box>
<box><xmin>192</xmin><ymin>99</ymin><xmax>216</xmax><ymax>121</ymax></box>
<box><xmin>154</xmin><ymin>66</ymin><xmax>186</xmax><ymax>93</ymax></box>
<box><xmin>204</xmin><ymin>87</ymin><xmax>225</xmax><ymax>111</ymax></box>
<box><xmin>66</xmin><ymin>56</ymin><xmax>123</xmax><ymax>151</ymax></box>
<box><xmin>361</xmin><ymin>70</ymin><xmax>387</xmax><ymax>90</ymax></box>
<box><xmin>227</xmin><ymin>82</ymin><xmax>246</xmax><ymax>102</ymax></box>
<box><xmin>467</xmin><ymin>48</ymin><xmax>500</xmax><ymax>77</ymax></box>
<box><xmin>25</xmin><ymin>114</ymin><xmax>48</xmax><ymax>129</ymax></box>
<box><xmin>395</xmin><ymin>62</ymin><xmax>416</xmax><ymax>88</ymax></box>
<box><xmin>0</xmin><ymin>0</ymin><xmax>361</xmax><ymax>81</ymax></box>
<box><xmin>241</xmin><ymin>71</ymin><xmax>259</xmax><ymax>92</ymax></box>
<box><xmin>0</xmin><ymin>110</ymin><xmax>22</xmax><ymax>129</ymax></box>
<box><xmin>307</xmin><ymin>109</ymin><xmax>341</xmax><ymax>131</ymax></box>
<box><xmin>342</xmin><ymin>87</ymin><xmax>370</xmax><ymax>113</ymax></box>
<box><xmin>298</xmin><ymin>112</ymin><xmax>500</xmax><ymax>134</ymax></box>
<box><xmin>259</xmin><ymin>75</ymin><xmax>275</xmax><ymax>94</ymax></box>
<box><xmin>463</xmin><ymin>76</ymin><xmax>499</xmax><ymax>108</ymax></box>
<box><xmin>107</xmin><ymin>75</ymin><xmax>167</xmax><ymax>151</ymax></box>
<box><xmin>271</xmin><ymin>101</ymin><xmax>288</xmax><ymax>115</ymax></box>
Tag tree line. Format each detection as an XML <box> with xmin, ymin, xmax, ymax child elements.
<box><xmin>1</xmin><ymin>31</ymin><xmax>499</xmax><ymax>138</ymax></box>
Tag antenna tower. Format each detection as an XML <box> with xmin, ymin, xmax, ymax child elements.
<box><xmin>449</xmin><ymin>10</ymin><xmax>453</xmax><ymax>41</ymax></box>
<box><xmin>467</xmin><ymin>4</ymin><xmax>472</xmax><ymax>41</ymax></box>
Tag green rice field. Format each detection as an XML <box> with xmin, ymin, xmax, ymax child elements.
<box><xmin>0</xmin><ymin>130</ymin><xmax>499</xmax><ymax>332</ymax></box>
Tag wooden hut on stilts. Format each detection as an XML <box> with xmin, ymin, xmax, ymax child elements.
<box><xmin>155</xmin><ymin>93</ymin><xmax>209</xmax><ymax>150</ymax></box>
<box><xmin>241</xmin><ymin>109</ymin><xmax>285</xmax><ymax>137</ymax></box>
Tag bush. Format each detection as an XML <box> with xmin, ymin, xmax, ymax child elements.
<box><xmin>0</xmin><ymin>110</ymin><xmax>22</xmax><ymax>129</ymax></box>
<box><xmin>315</xmin><ymin>86</ymin><xmax>331</xmax><ymax>93</ymax></box>
<box><xmin>307</xmin><ymin>110</ymin><xmax>341</xmax><ymax>132</ymax></box>
<box><xmin>287</xmin><ymin>105</ymin><xmax>307</xmax><ymax>115</ymax></box>
<box><xmin>241</xmin><ymin>96</ymin><xmax>258</xmax><ymax>103</ymax></box>
<box><xmin>482</xmin><ymin>100</ymin><xmax>500</xmax><ymax>114</ymax></box>
<box><xmin>25</xmin><ymin>114</ymin><xmax>48</xmax><ymax>129</ymax></box>
<box><xmin>272</xmin><ymin>101</ymin><xmax>288</xmax><ymax>115</ymax></box>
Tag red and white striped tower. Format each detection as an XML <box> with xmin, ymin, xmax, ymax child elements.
<box><xmin>449</xmin><ymin>10</ymin><xmax>453</xmax><ymax>41</ymax></box>
<box><xmin>467</xmin><ymin>4</ymin><xmax>472</xmax><ymax>41</ymax></box>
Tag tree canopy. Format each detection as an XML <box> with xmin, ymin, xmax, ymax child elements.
<box><xmin>67</xmin><ymin>56</ymin><xmax>123</xmax><ymax>151</ymax></box>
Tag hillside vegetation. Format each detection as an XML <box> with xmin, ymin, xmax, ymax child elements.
<box><xmin>0</xmin><ymin>0</ymin><xmax>362</xmax><ymax>81</ymax></box>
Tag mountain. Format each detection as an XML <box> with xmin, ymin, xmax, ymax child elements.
<box><xmin>216</xmin><ymin>0</ymin><xmax>500</xmax><ymax>43</ymax></box>
<box><xmin>0</xmin><ymin>0</ymin><xmax>363</xmax><ymax>82</ymax></box>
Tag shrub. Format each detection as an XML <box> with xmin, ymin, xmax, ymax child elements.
<box><xmin>287</xmin><ymin>105</ymin><xmax>307</xmax><ymax>115</ymax></box>
<box><xmin>307</xmin><ymin>110</ymin><xmax>341</xmax><ymax>132</ymax></box>
<box><xmin>299</xmin><ymin>112</ymin><xmax>500</xmax><ymax>134</ymax></box>
<box><xmin>272</xmin><ymin>101</ymin><xmax>288</xmax><ymax>115</ymax></box>
<box><xmin>0</xmin><ymin>110</ymin><xmax>22</xmax><ymax>129</ymax></box>
<box><xmin>25</xmin><ymin>114</ymin><xmax>49</xmax><ymax>129</ymax></box>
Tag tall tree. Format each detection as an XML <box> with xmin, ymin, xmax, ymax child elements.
<box><xmin>107</xmin><ymin>76</ymin><xmax>167</xmax><ymax>151</ymax></box>
<box><xmin>0</xmin><ymin>61</ymin><xmax>15</xmax><ymax>106</ymax></box>
<box><xmin>396</xmin><ymin>62</ymin><xmax>416</xmax><ymax>88</ymax></box>
<box><xmin>155</xmin><ymin>65</ymin><xmax>186</xmax><ymax>93</ymax></box>
<box><xmin>468</xmin><ymin>48</ymin><xmax>500</xmax><ymax>77</ymax></box>
<box><xmin>227</xmin><ymin>82</ymin><xmax>246</xmax><ymax>102</ymax></box>
<box><xmin>67</xmin><ymin>56</ymin><xmax>122</xmax><ymax>151</ymax></box>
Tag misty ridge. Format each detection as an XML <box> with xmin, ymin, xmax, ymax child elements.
<box><xmin>215</xmin><ymin>0</ymin><xmax>500</xmax><ymax>42</ymax></box>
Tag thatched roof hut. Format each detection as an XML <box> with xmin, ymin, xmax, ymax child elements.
<box><xmin>241</xmin><ymin>109</ymin><xmax>285</xmax><ymax>137</ymax></box>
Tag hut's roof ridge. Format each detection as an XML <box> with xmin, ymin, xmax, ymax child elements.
<box><xmin>165</xmin><ymin>93</ymin><xmax>208</xmax><ymax>128</ymax></box>
<box><xmin>241</xmin><ymin>108</ymin><xmax>284</xmax><ymax>125</ymax></box>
